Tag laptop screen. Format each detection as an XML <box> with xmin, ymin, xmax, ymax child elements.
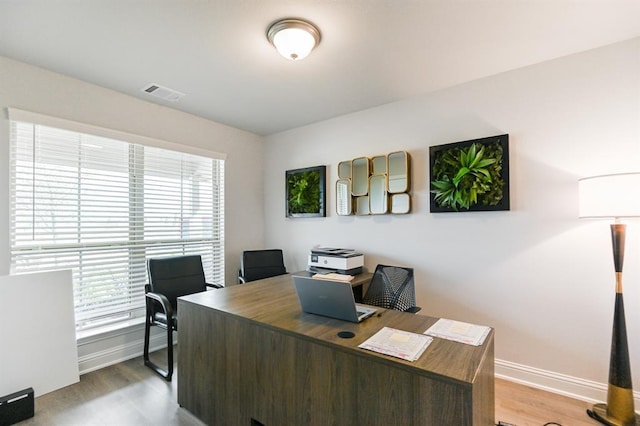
<box><xmin>292</xmin><ymin>275</ymin><xmax>376</xmax><ymax>323</ymax></box>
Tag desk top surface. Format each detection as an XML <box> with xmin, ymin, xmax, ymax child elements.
<box><xmin>179</xmin><ymin>272</ymin><xmax>493</xmax><ymax>385</ymax></box>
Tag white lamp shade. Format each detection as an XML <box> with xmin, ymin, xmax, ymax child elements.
<box><xmin>578</xmin><ymin>172</ymin><xmax>640</xmax><ymax>218</ymax></box>
<box><xmin>267</xmin><ymin>19</ymin><xmax>320</xmax><ymax>61</ymax></box>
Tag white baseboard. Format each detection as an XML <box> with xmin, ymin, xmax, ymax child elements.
<box><xmin>77</xmin><ymin>322</ymin><xmax>173</xmax><ymax>375</ymax></box>
<box><xmin>496</xmin><ymin>358</ymin><xmax>640</xmax><ymax>407</ymax></box>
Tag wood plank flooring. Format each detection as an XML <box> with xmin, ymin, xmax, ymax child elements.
<box><xmin>495</xmin><ymin>378</ymin><xmax>596</xmax><ymax>426</ymax></box>
<box><xmin>18</xmin><ymin>349</ymin><xmax>203</xmax><ymax>426</ymax></box>
<box><xmin>17</xmin><ymin>348</ymin><xmax>600</xmax><ymax>426</ymax></box>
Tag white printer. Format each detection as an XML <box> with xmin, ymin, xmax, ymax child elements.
<box><xmin>307</xmin><ymin>247</ymin><xmax>364</xmax><ymax>275</ymax></box>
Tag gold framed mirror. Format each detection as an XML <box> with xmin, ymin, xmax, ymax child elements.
<box><xmin>369</xmin><ymin>175</ymin><xmax>388</xmax><ymax>214</ymax></box>
<box><xmin>372</xmin><ymin>155</ymin><xmax>387</xmax><ymax>175</ymax></box>
<box><xmin>338</xmin><ymin>161</ymin><xmax>351</xmax><ymax>180</ymax></box>
<box><xmin>390</xmin><ymin>193</ymin><xmax>411</xmax><ymax>214</ymax></box>
<box><xmin>351</xmin><ymin>157</ymin><xmax>370</xmax><ymax>196</ymax></box>
<box><xmin>337</xmin><ymin>151</ymin><xmax>411</xmax><ymax>216</ymax></box>
<box><xmin>336</xmin><ymin>179</ymin><xmax>352</xmax><ymax>215</ymax></box>
<box><xmin>355</xmin><ymin>196</ymin><xmax>370</xmax><ymax>215</ymax></box>
<box><xmin>387</xmin><ymin>151</ymin><xmax>409</xmax><ymax>193</ymax></box>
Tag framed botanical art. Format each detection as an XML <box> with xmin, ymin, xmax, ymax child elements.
<box><xmin>285</xmin><ymin>165</ymin><xmax>326</xmax><ymax>218</ymax></box>
<box><xmin>429</xmin><ymin>134</ymin><xmax>509</xmax><ymax>213</ymax></box>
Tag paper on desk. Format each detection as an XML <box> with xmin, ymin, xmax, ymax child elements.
<box><xmin>312</xmin><ymin>272</ymin><xmax>354</xmax><ymax>282</ymax></box>
<box><xmin>424</xmin><ymin>318</ymin><xmax>491</xmax><ymax>346</ymax></box>
<box><xmin>358</xmin><ymin>327</ymin><xmax>433</xmax><ymax>361</ymax></box>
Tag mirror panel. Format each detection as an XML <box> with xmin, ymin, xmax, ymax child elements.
<box><xmin>387</xmin><ymin>151</ymin><xmax>409</xmax><ymax>193</ymax></box>
<box><xmin>355</xmin><ymin>196</ymin><xmax>370</xmax><ymax>215</ymax></box>
<box><xmin>338</xmin><ymin>161</ymin><xmax>351</xmax><ymax>180</ymax></box>
<box><xmin>336</xmin><ymin>179</ymin><xmax>352</xmax><ymax>215</ymax></box>
<box><xmin>369</xmin><ymin>175</ymin><xmax>388</xmax><ymax>214</ymax></box>
<box><xmin>351</xmin><ymin>157</ymin><xmax>370</xmax><ymax>196</ymax></box>
<box><xmin>390</xmin><ymin>193</ymin><xmax>411</xmax><ymax>214</ymax></box>
<box><xmin>337</xmin><ymin>151</ymin><xmax>411</xmax><ymax>216</ymax></box>
<box><xmin>372</xmin><ymin>156</ymin><xmax>387</xmax><ymax>175</ymax></box>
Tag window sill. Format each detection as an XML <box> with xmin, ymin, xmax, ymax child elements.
<box><xmin>76</xmin><ymin>317</ymin><xmax>146</xmax><ymax>344</ymax></box>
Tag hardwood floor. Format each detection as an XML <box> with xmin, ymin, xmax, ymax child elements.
<box><xmin>19</xmin><ymin>348</ymin><xmax>600</xmax><ymax>426</ymax></box>
<box><xmin>495</xmin><ymin>378</ymin><xmax>597</xmax><ymax>426</ymax></box>
<box><xmin>20</xmin><ymin>349</ymin><xmax>204</xmax><ymax>426</ymax></box>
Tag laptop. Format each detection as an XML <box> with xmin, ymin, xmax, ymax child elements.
<box><xmin>292</xmin><ymin>275</ymin><xmax>377</xmax><ymax>323</ymax></box>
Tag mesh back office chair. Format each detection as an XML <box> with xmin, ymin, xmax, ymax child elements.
<box><xmin>362</xmin><ymin>264</ymin><xmax>421</xmax><ymax>313</ymax></box>
<box><xmin>144</xmin><ymin>255</ymin><xmax>222</xmax><ymax>381</ymax></box>
<box><xmin>238</xmin><ymin>249</ymin><xmax>287</xmax><ymax>283</ymax></box>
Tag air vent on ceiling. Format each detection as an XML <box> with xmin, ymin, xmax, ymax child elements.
<box><xmin>140</xmin><ymin>83</ymin><xmax>186</xmax><ymax>102</ymax></box>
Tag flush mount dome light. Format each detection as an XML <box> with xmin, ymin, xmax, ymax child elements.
<box><xmin>267</xmin><ymin>18</ymin><xmax>321</xmax><ymax>61</ymax></box>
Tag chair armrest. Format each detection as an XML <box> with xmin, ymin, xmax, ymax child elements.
<box><xmin>404</xmin><ymin>306</ymin><xmax>422</xmax><ymax>314</ymax></box>
<box><xmin>145</xmin><ymin>291</ymin><xmax>173</xmax><ymax>320</ymax></box>
<box><xmin>206</xmin><ymin>282</ymin><xmax>223</xmax><ymax>289</ymax></box>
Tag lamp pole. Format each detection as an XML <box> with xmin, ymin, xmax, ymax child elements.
<box><xmin>587</xmin><ymin>222</ymin><xmax>639</xmax><ymax>425</ymax></box>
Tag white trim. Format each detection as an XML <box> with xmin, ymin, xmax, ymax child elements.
<box><xmin>7</xmin><ymin>107</ymin><xmax>227</xmax><ymax>160</ymax></box>
<box><xmin>495</xmin><ymin>358</ymin><xmax>640</xmax><ymax>407</ymax></box>
<box><xmin>76</xmin><ymin>317</ymin><xmax>146</xmax><ymax>342</ymax></box>
<box><xmin>77</xmin><ymin>322</ymin><xmax>173</xmax><ymax>375</ymax></box>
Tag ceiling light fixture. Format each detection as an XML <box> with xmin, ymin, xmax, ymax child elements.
<box><xmin>267</xmin><ymin>18</ymin><xmax>321</xmax><ymax>61</ymax></box>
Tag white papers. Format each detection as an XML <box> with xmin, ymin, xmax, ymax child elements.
<box><xmin>424</xmin><ymin>318</ymin><xmax>491</xmax><ymax>346</ymax></box>
<box><xmin>312</xmin><ymin>273</ymin><xmax>354</xmax><ymax>282</ymax></box>
<box><xmin>358</xmin><ymin>327</ymin><xmax>433</xmax><ymax>361</ymax></box>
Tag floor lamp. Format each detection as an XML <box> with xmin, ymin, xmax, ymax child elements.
<box><xmin>579</xmin><ymin>172</ymin><xmax>640</xmax><ymax>426</ymax></box>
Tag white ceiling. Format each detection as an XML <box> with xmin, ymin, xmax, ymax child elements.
<box><xmin>1</xmin><ymin>1</ymin><xmax>639</xmax><ymax>136</ymax></box>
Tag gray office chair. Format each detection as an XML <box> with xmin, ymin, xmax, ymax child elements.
<box><xmin>144</xmin><ymin>255</ymin><xmax>222</xmax><ymax>380</ymax></box>
<box><xmin>238</xmin><ymin>249</ymin><xmax>287</xmax><ymax>283</ymax></box>
<box><xmin>362</xmin><ymin>264</ymin><xmax>421</xmax><ymax>313</ymax></box>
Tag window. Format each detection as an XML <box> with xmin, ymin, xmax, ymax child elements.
<box><xmin>9</xmin><ymin>110</ymin><xmax>225</xmax><ymax>332</ymax></box>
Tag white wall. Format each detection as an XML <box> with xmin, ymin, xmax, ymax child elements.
<box><xmin>264</xmin><ymin>37</ymin><xmax>640</xmax><ymax>403</ymax></box>
<box><xmin>0</xmin><ymin>55</ymin><xmax>265</xmax><ymax>285</ymax></box>
<box><xmin>2</xmin><ymin>38</ymin><xmax>639</xmax><ymax>405</ymax></box>
<box><xmin>0</xmin><ymin>56</ymin><xmax>266</xmax><ymax>374</ymax></box>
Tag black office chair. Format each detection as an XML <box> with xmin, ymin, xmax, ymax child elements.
<box><xmin>238</xmin><ymin>249</ymin><xmax>287</xmax><ymax>283</ymax></box>
<box><xmin>362</xmin><ymin>264</ymin><xmax>421</xmax><ymax>313</ymax></box>
<box><xmin>144</xmin><ymin>255</ymin><xmax>222</xmax><ymax>381</ymax></box>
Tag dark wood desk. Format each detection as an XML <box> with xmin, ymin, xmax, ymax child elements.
<box><xmin>177</xmin><ymin>273</ymin><xmax>495</xmax><ymax>426</ymax></box>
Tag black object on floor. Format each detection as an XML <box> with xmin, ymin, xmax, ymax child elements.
<box><xmin>0</xmin><ymin>387</ymin><xmax>34</xmax><ymax>426</ymax></box>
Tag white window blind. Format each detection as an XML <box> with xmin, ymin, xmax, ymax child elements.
<box><xmin>9</xmin><ymin>117</ymin><xmax>225</xmax><ymax>331</ymax></box>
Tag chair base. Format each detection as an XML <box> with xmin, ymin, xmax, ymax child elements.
<box><xmin>143</xmin><ymin>319</ymin><xmax>174</xmax><ymax>381</ymax></box>
<box><xmin>143</xmin><ymin>357</ymin><xmax>173</xmax><ymax>381</ymax></box>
